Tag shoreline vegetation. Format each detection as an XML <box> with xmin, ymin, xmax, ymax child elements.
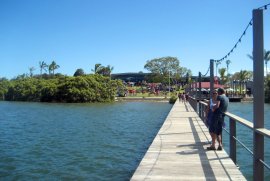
<box><xmin>0</xmin><ymin>74</ymin><xmax>125</xmax><ymax>103</ymax></box>
<box><xmin>0</xmin><ymin>58</ymin><xmax>190</xmax><ymax>104</ymax></box>
<box><xmin>1</xmin><ymin>57</ymin><xmax>270</xmax><ymax>103</ymax></box>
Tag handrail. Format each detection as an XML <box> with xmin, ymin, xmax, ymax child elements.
<box><xmin>199</xmin><ymin>101</ymin><xmax>208</xmax><ymax>106</ymax></box>
<box><xmin>223</xmin><ymin>128</ymin><xmax>254</xmax><ymax>156</ymax></box>
<box><xmin>224</xmin><ymin>112</ymin><xmax>253</xmax><ymax>130</ymax></box>
<box><xmin>255</xmin><ymin>128</ymin><xmax>270</xmax><ymax>139</ymax></box>
<box><xmin>189</xmin><ymin>99</ymin><xmax>270</xmax><ymax>175</ymax></box>
<box><xmin>224</xmin><ymin>125</ymin><xmax>270</xmax><ymax>171</ymax></box>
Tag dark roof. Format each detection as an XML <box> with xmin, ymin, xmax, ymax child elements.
<box><xmin>191</xmin><ymin>82</ymin><xmax>224</xmax><ymax>89</ymax></box>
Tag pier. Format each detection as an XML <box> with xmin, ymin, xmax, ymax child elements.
<box><xmin>131</xmin><ymin>8</ymin><xmax>270</xmax><ymax>180</ymax></box>
<box><xmin>131</xmin><ymin>100</ymin><xmax>246</xmax><ymax>180</ymax></box>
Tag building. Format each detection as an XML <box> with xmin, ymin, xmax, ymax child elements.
<box><xmin>111</xmin><ymin>73</ymin><xmax>151</xmax><ymax>83</ymax></box>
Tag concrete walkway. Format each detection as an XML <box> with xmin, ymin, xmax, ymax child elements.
<box><xmin>131</xmin><ymin>100</ymin><xmax>246</xmax><ymax>180</ymax></box>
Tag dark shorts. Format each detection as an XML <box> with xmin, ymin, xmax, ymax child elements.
<box><xmin>207</xmin><ymin>111</ymin><xmax>213</xmax><ymax>127</ymax></box>
<box><xmin>210</xmin><ymin>112</ymin><xmax>224</xmax><ymax>135</ymax></box>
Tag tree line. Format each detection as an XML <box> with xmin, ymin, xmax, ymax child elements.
<box><xmin>0</xmin><ymin>57</ymin><xmax>192</xmax><ymax>102</ymax></box>
<box><xmin>28</xmin><ymin>61</ymin><xmax>60</xmax><ymax>77</ymax></box>
<box><xmin>0</xmin><ymin>74</ymin><xmax>124</xmax><ymax>103</ymax></box>
<box><xmin>0</xmin><ymin>61</ymin><xmax>123</xmax><ymax>102</ymax></box>
<box><xmin>28</xmin><ymin>61</ymin><xmax>114</xmax><ymax>78</ymax></box>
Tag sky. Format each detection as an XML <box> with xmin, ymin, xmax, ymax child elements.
<box><xmin>0</xmin><ymin>0</ymin><xmax>270</xmax><ymax>79</ymax></box>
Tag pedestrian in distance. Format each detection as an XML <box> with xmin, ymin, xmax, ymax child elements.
<box><xmin>178</xmin><ymin>93</ymin><xmax>182</xmax><ymax>102</ymax></box>
<box><xmin>181</xmin><ymin>92</ymin><xmax>186</xmax><ymax>103</ymax></box>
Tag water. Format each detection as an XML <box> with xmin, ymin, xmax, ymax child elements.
<box><xmin>222</xmin><ymin>102</ymin><xmax>270</xmax><ymax>181</ymax></box>
<box><xmin>1</xmin><ymin>101</ymin><xmax>269</xmax><ymax>180</ymax></box>
<box><xmin>0</xmin><ymin>101</ymin><xmax>172</xmax><ymax>180</ymax></box>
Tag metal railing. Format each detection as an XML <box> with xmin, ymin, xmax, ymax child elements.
<box><xmin>188</xmin><ymin>96</ymin><xmax>270</xmax><ymax>179</ymax></box>
<box><xmin>185</xmin><ymin>9</ymin><xmax>267</xmax><ymax>180</ymax></box>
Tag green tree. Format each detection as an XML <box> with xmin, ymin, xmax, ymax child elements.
<box><xmin>265</xmin><ymin>75</ymin><xmax>270</xmax><ymax>103</ymax></box>
<box><xmin>40</xmin><ymin>79</ymin><xmax>58</xmax><ymax>102</ymax></box>
<box><xmin>226</xmin><ymin>59</ymin><xmax>231</xmax><ymax>76</ymax></box>
<box><xmin>144</xmin><ymin>56</ymin><xmax>190</xmax><ymax>84</ymax></box>
<box><xmin>218</xmin><ymin>68</ymin><xmax>227</xmax><ymax>85</ymax></box>
<box><xmin>92</xmin><ymin>63</ymin><xmax>103</xmax><ymax>74</ymax></box>
<box><xmin>14</xmin><ymin>74</ymin><xmax>28</xmax><ymax>80</ymax></box>
<box><xmin>102</xmin><ymin>65</ymin><xmax>114</xmax><ymax>77</ymax></box>
<box><xmin>232</xmin><ymin>70</ymin><xmax>251</xmax><ymax>94</ymax></box>
<box><xmin>247</xmin><ymin>49</ymin><xmax>270</xmax><ymax>75</ymax></box>
<box><xmin>144</xmin><ymin>56</ymin><xmax>180</xmax><ymax>76</ymax></box>
<box><xmin>92</xmin><ymin>64</ymin><xmax>113</xmax><ymax>77</ymax></box>
<box><xmin>265</xmin><ymin>50</ymin><xmax>270</xmax><ymax>75</ymax></box>
<box><xmin>6</xmin><ymin>78</ymin><xmax>41</xmax><ymax>101</ymax></box>
<box><xmin>231</xmin><ymin>70</ymin><xmax>252</xmax><ymax>81</ymax></box>
<box><xmin>74</xmin><ymin>68</ymin><xmax>85</xmax><ymax>77</ymax></box>
<box><xmin>49</xmin><ymin>61</ymin><xmax>60</xmax><ymax>75</ymax></box>
<box><xmin>145</xmin><ymin>73</ymin><xmax>163</xmax><ymax>83</ymax></box>
<box><xmin>0</xmin><ymin>78</ymin><xmax>9</xmax><ymax>100</ymax></box>
<box><xmin>178</xmin><ymin>67</ymin><xmax>192</xmax><ymax>79</ymax></box>
<box><xmin>215</xmin><ymin>61</ymin><xmax>221</xmax><ymax>77</ymax></box>
<box><xmin>39</xmin><ymin>61</ymin><xmax>48</xmax><ymax>75</ymax></box>
<box><xmin>29</xmin><ymin>67</ymin><xmax>36</xmax><ymax>77</ymax></box>
<box><xmin>57</xmin><ymin>75</ymin><xmax>120</xmax><ymax>102</ymax></box>
<box><xmin>4</xmin><ymin>72</ymin><xmax>123</xmax><ymax>103</ymax></box>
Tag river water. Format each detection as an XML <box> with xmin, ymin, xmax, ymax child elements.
<box><xmin>0</xmin><ymin>101</ymin><xmax>269</xmax><ymax>180</ymax></box>
<box><xmin>0</xmin><ymin>101</ymin><xmax>172</xmax><ymax>180</ymax></box>
<box><xmin>222</xmin><ymin>102</ymin><xmax>270</xmax><ymax>180</ymax></box>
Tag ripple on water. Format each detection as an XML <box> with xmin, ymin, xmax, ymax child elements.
<box><xmin>0</xmin><ymin>101</ymin><xmax>171</xmax><ymax>180</ymax></box>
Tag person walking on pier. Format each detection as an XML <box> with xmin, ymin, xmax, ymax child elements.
<box><xmin>178</xmin><ymin>93</ymin><xmax>182</xmax><ymax>102</ymax></box>
<box><xmin>207</xmin><ymin>88</ymin><xmax>229</xmax><ymax>151</ymax></box>
<box><xmin>181</xmin><ymin>93</ymin><xmax>186</xmax><ymax>103</ymax></box>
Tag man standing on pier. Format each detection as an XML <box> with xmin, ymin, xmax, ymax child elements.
<box><xmin>207</xmin><ymin>88</ymin><xmax>229</xmax><ymax>151</ymax></box>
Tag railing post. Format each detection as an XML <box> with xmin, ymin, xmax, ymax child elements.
<box><xmin>195</xmin><ymin>78</ymin><xmax>198</xmax><ymax>100</ymax></box>
<box><xmin>253</xmin><ymin>9</ymin><xmax>264</xmax><ymax>181</ymax></box>
<box><xmin>189</xmin><ymin>83</ymin><xmax>191</xmax><ymax>96</ymax></box>
<box><xmin>203</xmin><ymin>104</ymin><xmax>206</xmax><ymax>123</ymax></box>
<box><xmin>198</xmin><ymin>72</ymin><xmax>202</xmax><ymax>118</ymax></box>
<box><xmin>210</xmin><ymin>60</ymin><xmax>214</xmax><ymax>97</ymax></box>
<box><xmin>230</xmin><ymin>118</ymin><xmax>237</xmax><ymax>164</ymax></box>
<box><xmin>193</xmin><ymin>97</ymin><xmax>197</xmax><ymax>112</ymax></box>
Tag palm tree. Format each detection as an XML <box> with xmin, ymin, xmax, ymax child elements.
<box><xmin>238</xmin><ymin>70</ymin><xmax>249</xmax><ymax>94</ymax></box>
<box><xmin>92</xmin><ymin>64</ymin><xmax>113</xmax><ymax>77</ymax></box>
<box><xmin>247</xmin><ymin>53</ymin><xmax>253</xmax><ymax>60</ymax></box>
<box><xmin>218</xmin><ymin>68</ymin><xmax>227</xmax><ymax>85</ymax></box>
<box><xmin>247</xmin><ymin>49</ymin><xmax>270</xmax><ymax>75</ymax></box>
<box><xmin>265</xmin><ymin>50</ymin><xmax>270</xmax><ymax>75</ymax></box>
<box><xmin>49</xmin><ymin>61</ymin><xmax>60</xmax><ymax>75</ymax></box>
<box><xmin>39</xmin><ymin>61</ymin><xmax>48</xmax><ymax>75</ymax></box>
<box><xmin>104</xmin><ymin>65</ymin><xmax>114</xmax><ymax>77</ymax></box>
<box><xmin>29</xmin><ymin>67</ymin><xmax>36</xmax><ymax>77</ymax></box>
<box><xmin>225</xmin><ymin>60</ymin><xmax>231</xmax><ymax>76</ymax></box>
<box><xmin>92</xmin><ymin>63</ymin><xmax>103</xmax><ymax>74</ymax></box>
<box><xmin>215</xmin><ymin>61</ymin><xmax>221</xmax><ymax>76</ymax></box>
<box><xmin>231</xmin><ymin>70</ymin><xmax>253</xmax><ymax>81</ymax></box>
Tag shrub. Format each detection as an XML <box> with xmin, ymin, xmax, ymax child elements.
<box><xmin>169</xmin><ymin>95</ymin><xmax>177</xmax><ymax>104</ymax></box>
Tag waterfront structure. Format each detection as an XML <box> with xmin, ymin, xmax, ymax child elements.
<box><xmin>131</xmin><ymin>100</ymin><xmax>246</xmax><ymax>180</ymax></box>
<box><xmin>111</xmin><ymin>73</ymin><xmax>150</xmax><ymax>83</ymax></box>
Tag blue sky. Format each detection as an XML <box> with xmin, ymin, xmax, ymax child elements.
<box><xmin>0</xmin><ymin>0</ymin><xmax>270</xmax><ymax>79</ymax></box>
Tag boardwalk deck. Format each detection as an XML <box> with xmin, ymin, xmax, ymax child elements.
<box><xmin>131</xmin><ymin>100</ymin><xmax>246</xmax><ymax>181</ymax></box>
